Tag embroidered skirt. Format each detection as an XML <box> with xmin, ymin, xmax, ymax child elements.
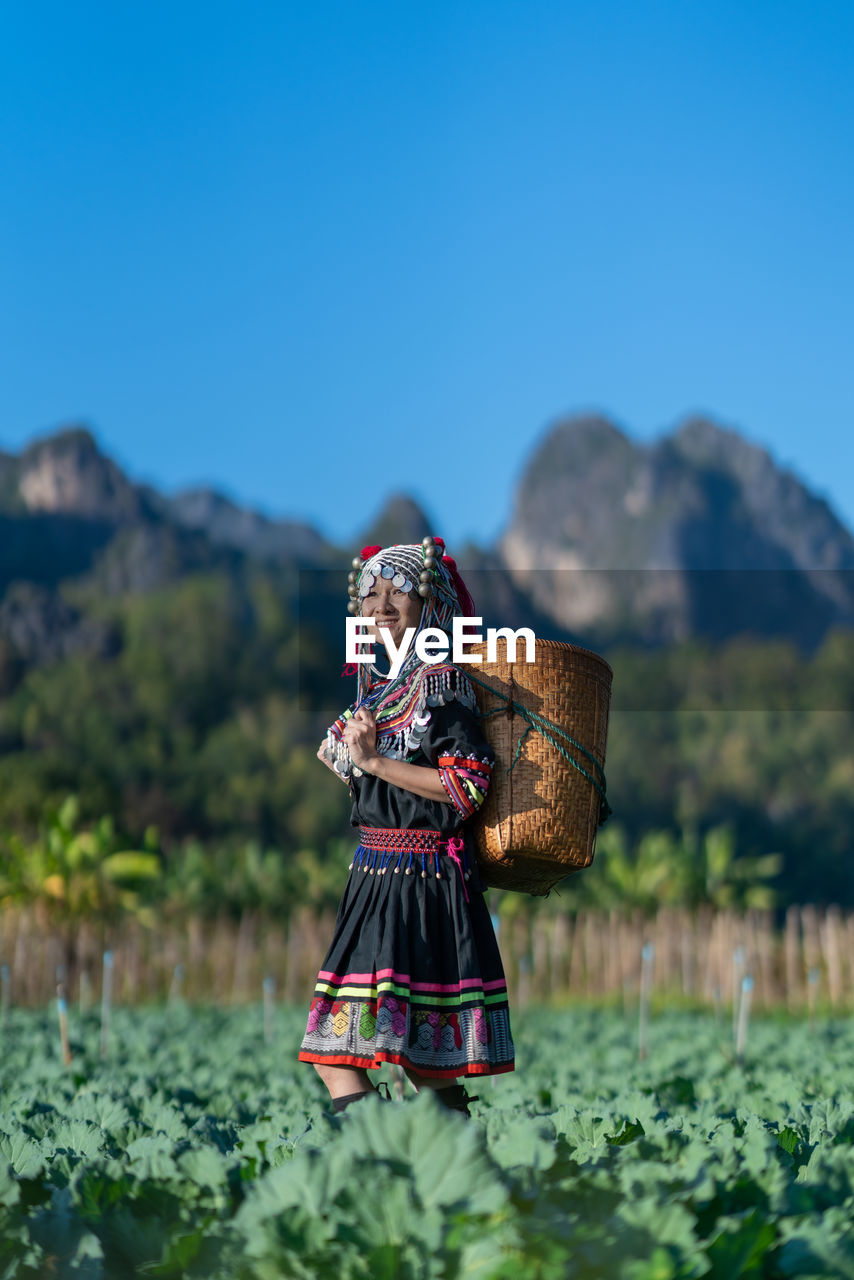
<box><xmin>298</xmin><ymin>828</ymin><xmax>515</xmax><ymax>1078</ymax></box>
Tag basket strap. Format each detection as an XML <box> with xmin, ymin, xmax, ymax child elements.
<box><xmin>456</xmin><ymin>666</ymin><xmax>612</xmax><ymax>826</ymax></box>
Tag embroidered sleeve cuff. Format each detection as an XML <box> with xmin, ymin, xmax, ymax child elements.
<box><xmin>437</xmin><ymin>754</ymin><xmax>493</xmax><ymax>820</ymax></box>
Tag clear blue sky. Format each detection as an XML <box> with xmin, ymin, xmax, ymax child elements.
<box><xmin>2</xmin><ymin>0</ymin><xmax>852</xmax><ymax>549</ymax></box>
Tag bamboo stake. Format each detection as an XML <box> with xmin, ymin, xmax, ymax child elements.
<box><xmin>263</xmin><ymin>975</ymin><xmax>275</xmax><ymax>1044</ymax></box>
<box><xmin>807</xmin><ymin>966</ymin><xmax>820</xmax><ymax>1029</ymax></box>
<box><xmin>732</xmin><ymin>946</ymin><xmax>746</xmax><ymax>1038</ymax></box>
<box><xmin>168</xmin><ymin>964</ymin><xmax>185</xmax><ymax>1007</ymax></box>
<box><xmin>735</xmin><ymin>975</ymin><xmax>753</xmax><ymax>1063</ymax></box>
<box><xmin>639</xmin><ymin>942</ymin><xmax>654</xmax><ymax>1061</ymax></box>
<box><xmin>100</xmin><ymin>950</ymin><xmax>114</xmax><ymax>1058</ymax></box>
<box><xmin>1</xmin><ymin>964</ymin><xmax>9</xmax><ymax>1030</ymax></box>
<box><xmin>802</xmin><ymin>908</ymin><xmax>821</xmax><ymax>996</ymax></box>
<box><xmin>56</xmin><ymin>982</ymin><xmax>72</xmax><ymax>1065</ymax></box>
<box><xmin>681</xmin><ymin>925</ymin><xmax>695</xmax><ymax>998</ymax></box>
<box><xmin>784</xmin><ymin>906</ymin><xmax>800</xmax><ymax>1010</ymax></box>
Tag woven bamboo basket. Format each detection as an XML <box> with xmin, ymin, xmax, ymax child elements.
<box><xmin>467</xmin><ymin>638</ymin><xmax>612</xmax><ymax>895</ymax></box>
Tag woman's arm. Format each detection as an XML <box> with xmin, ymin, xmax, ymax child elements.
<box><xmin>342</xmin><ymin>707</ymin><xmax>454</xmax><ymax>805</ymax></box>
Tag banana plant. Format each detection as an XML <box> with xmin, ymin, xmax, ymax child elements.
<box><xmin>0</xmin><ymin>795</ymin><xmax>162</xmax><ymax>927</ymax></box>
<box><xmin>569</xmin><ymin>822</ymin><xmax>780</xmax><ymax>914</ymax></box>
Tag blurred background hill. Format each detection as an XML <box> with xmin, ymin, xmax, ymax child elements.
<box><xmin>0</xmin><ymin>419</ymin><xmax>852</xmax><ymax>912</ymax></box>
<box><xmin>3</xmin><ymin>417</ymin><xmax>854</xmax><ymax>658</ymax></box>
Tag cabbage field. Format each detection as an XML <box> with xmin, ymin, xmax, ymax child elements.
<box><xmin>1</xmin><ymin>1002</ymin><xmax>853</xmax><ymax>1278</ymax></box>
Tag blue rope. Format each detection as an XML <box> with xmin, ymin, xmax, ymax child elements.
<box><xmin>457</xmin><ymin>666</ymin><xmax>612</xmax><ymax>825</ymax></box>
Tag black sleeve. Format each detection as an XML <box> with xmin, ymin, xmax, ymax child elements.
<box><xmin>417</xmin><ymin>698</ymin><xmax>495</xmax><ymax>822</ymax></box>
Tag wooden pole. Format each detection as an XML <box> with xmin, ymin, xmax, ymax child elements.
<box><xmin>732</xmin><ymin>946</ymin><xmax>746</xmax><ymax>1039</ymax></box>
<box><xmin>100</xmin><ymin>950</ymin><xmax>114</xmax><ymax>1058</ymax></box>
<box><xmin>784</xmin><ymin>906</ymin><xmax>800</xmax><ymax>1010</ymax></box>
<box><xmin>56</xmin><ymin>982</ymin><xmax>73</xmax><ymax>1065</ymax></box>
<box><xmin>735</xmin><ymin>975</ymin><xmax>753</xmax><ymax>1063</ymax></box>
<box><xmin>639</xmin><ymin>942</ymin><xmax>654</xmax><ymax>1060</ymax></box>
<box><xmin>168</xmin><ymin>963</ymin><xmax>185</xmax><ymax>1007</ymax></box>
<box><xmin>0</xmin><ymin>963</ymin><xmax>9</xmax><ymax>1030</ymax></box>
<box><xmin>807</xmin><ymin>966</ymin><xmax>820</xmax><ymax>1030</ymax></box>
<box><xmin>263</xmin><ymin>975</ymin><xmax>275</xmax><ymax>1044</ymax></box>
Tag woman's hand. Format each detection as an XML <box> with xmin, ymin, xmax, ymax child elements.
<box><xmin>339</xmin><ymin>707</ymin><xmax>453</xmax><ymax>803</ymax></box>
<box><xmin>342</xmin><ymin>706</ymin><xmax>380</xmax><ymax>771</ymax></box>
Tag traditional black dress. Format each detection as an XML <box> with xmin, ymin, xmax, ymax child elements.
<box><xmin>298</xmin><ymin>665</ymin><xmax>515</xmax><ymax>1079</ymax></box>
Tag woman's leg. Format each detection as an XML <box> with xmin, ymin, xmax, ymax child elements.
<box><xmin>404</xmin><ymin>1068</ymin><xmax>476</xmax><ymax>1115</ymax></box>
<box><xmin>313</xmin><ymin>1062</ymin><xmax>374</xmax><ymax>1100</ymax></box>
<box><xmin>403</xmin><ymin>1068</ymin><xmax>460</xmax><ymax>1093</ymax></box>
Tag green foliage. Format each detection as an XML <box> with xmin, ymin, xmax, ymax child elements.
<box><xmin>0</xmin><ymin>565</ymin><xmax>852</xmax><ymax>907</ymax></box>
<box><xmin>0</xmin><ymin>1005</ymin><xmax>853</xmax><ymax>1276</ymax></box>
<box><xmin>0</xmin><ymin>795</ymin><xmax>162</xmax><ymax>927</ymax></box>
<box><xmin>575</xmin><ymin>822</ymin><xmax>782</xmax><ymax>913</ymax></box>
<box><xmin>160</xmin><ymin>837</ymin><xmax>347</xmax><ymax>918</ymax></box>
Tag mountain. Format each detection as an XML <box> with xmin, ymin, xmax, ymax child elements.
<box><xmin>356</xmin><ymin>494</ymin><xmax>436</xmax><ymax>552</ymax></box>
<box><xmin>163</xmin><ymin>488</ymin><xmax>333</xmax><ymax>562</ymax></box>
<box><xmin>14</xmin><ymin>426</ymin><xmax>151</xmax><ymax>522</ymax></box>
<box><xmin>0</xmin><ymin>424</ymin><xmax>335</xmax><ymax>665</ymax></box>
<box><xmin>500</xmin><ymin>414</ymin><xmax>854</xmax><ymax>646</ymax></box>
<box><xmin>1</xmin><ymin>416</ymin><xmax>853</xmax><ymax>668</ymax></box>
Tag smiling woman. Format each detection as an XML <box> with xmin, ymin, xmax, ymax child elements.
<box><xmin>299</xmin><ymin>538</ymin><xmax>514</xmax><ymax>1115</ymax></box>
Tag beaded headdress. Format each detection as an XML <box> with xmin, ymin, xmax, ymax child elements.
<box><xmin>347</xmin><ymin>536</ymin><xmax>475</xmax><ymax>699</ymax></box>
<box><xmin>324</xmin><ymin>538</ymin><xmax>478</xmax><ymax>778</ymax></box>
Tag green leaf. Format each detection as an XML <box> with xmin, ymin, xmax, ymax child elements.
<box><xmin>486</xmin><ymin>1110</ymin><xmax>558</xmax><ymax>1171</ymax></box>
<box><xmin>0</xmin><ymin>1164</ymin><xmax>21</xmax><ymax>1208</ymax></box>
<box><xmin>100</xmin><ymin>852</ymin><xmax>161</xmax><ymax>881</ymax></box>
<box><xmin>0</xmin><ymin>1130</ymin><xmax>46</xmax><ymax>1180</ymax></box>
<box><xmin>706</xmin><ymin>1210</ymin><xmax>778</xmax><ymax>1279</ymax></box>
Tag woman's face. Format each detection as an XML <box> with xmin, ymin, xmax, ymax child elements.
<box><xmin>361</xmin><ymin>576</ymin><xmax>423</xmax><ymax>650</ymax></box>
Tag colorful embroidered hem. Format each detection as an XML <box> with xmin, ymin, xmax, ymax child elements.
<box><xmin>298</xmin><ymin>978</ymin><xmax>514</xmax><ymax>1078</ymax></box>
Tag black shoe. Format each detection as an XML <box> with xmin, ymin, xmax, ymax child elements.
<box><xmin>332</xmin><ymin>1084</ymin><xmax>391</xmax><ymax>1113</ymax></box>
<box><xmin>332</xmin><ymin>1090</ymin><xmax>372</xmax><ymax>1113</ymax></box>
<box><xmin>435</xmin><ymin>1084</ymin><xmax>479</xmax><ymax>1118</ymax></box>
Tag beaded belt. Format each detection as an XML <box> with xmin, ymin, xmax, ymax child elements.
<box><xmin>351</xmin><ymin>826</ymin><xmax>472</xmax><ymax>890</ymax></box>
<box><xmin>358</xmin><ymin>826</ymin><xmax>442</xmax><ymax>853</ymax></box>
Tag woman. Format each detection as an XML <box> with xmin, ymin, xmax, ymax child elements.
<box><xmin>298</xmin><ymin>537</ymin><xmax>514</xmax><ymax>1114</ymax></box>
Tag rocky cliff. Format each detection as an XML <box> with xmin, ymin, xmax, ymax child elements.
<box><xmin>1</xmin><ymin>417</ymin><xmax>852</xmax><ymax>664</ymax></box>
<box><xmin>499</xmin><ymin>415</ymin><xmax>854</xmax><ymax>645</ymax></box>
